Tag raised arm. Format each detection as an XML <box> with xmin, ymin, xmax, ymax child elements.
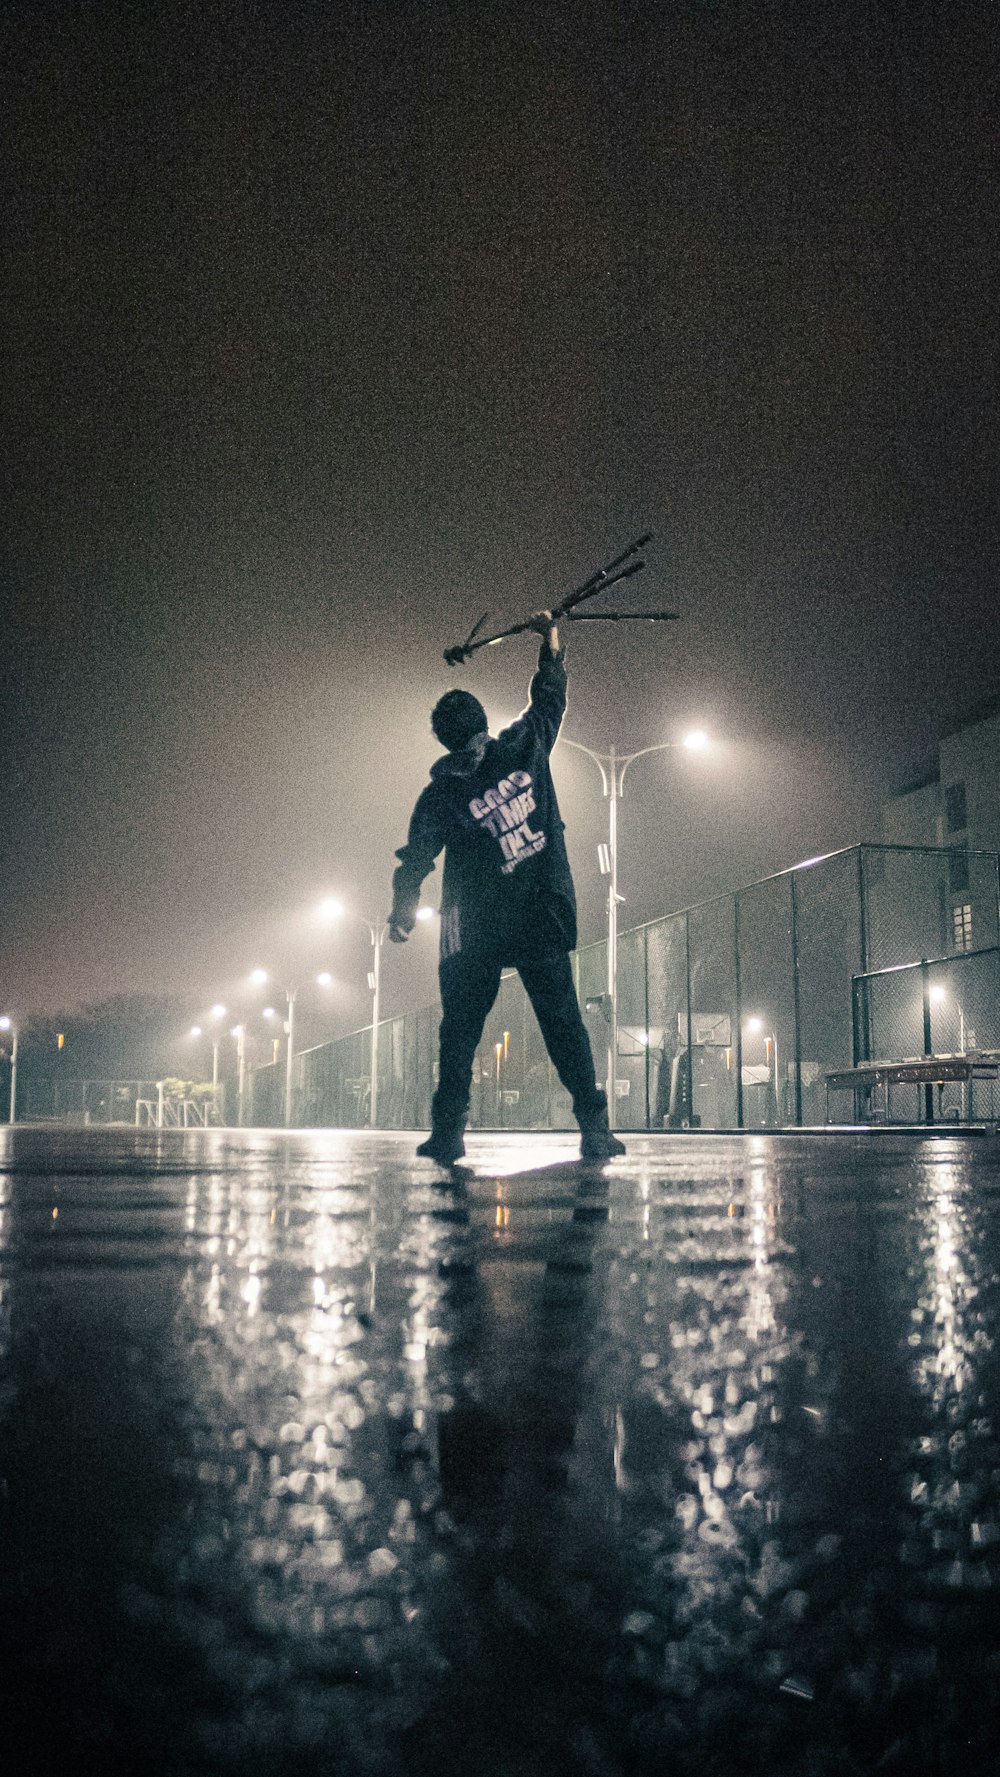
<box><xmin>524</xmin><ymin>608</ymin><xmax>567</xmax><ymax>753</ymax></box>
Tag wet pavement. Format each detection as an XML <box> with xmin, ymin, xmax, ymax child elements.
<box><xmin>2</xmin><ymin>1124</ymin><xmax>1000</xmax><ymax>1776</ymax></box>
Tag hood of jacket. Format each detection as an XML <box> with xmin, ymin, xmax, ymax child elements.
<box><xmin>429</xmin><ymin>731</ymin><xmax>491</xmax><ymax>780</ymax></box>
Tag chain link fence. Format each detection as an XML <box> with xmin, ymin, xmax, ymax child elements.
<box><xmin>289</xmin><ymin>843</ymin><xmax>1000</xmax><ymax>1131</ymax></box>
<box><xmin>851</xmin><ymin>947</ymin><xmax>1000</xmax><ymax>1122</ymax></box>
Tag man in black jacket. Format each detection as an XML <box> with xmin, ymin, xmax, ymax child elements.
<box><xmin>388</xmin><ymin>612</ymin><xmax>625</xmax><ymax>1165</ymax></box>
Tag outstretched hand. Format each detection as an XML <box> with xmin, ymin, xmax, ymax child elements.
<box><xmin>387</xmin><ymin>918</ymin><xmax>411</xmax><ymax>944</ymax></box>
<box><xmin>528</xmin><ymin>609</ymin><xmax>554</xmax><ymax>635</ymax></box>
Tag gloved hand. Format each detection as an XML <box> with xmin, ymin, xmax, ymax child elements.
<box><xmin>387</xmin><ymin>912</ymin><xmax>414</xmax><ymax>944</ymax></box>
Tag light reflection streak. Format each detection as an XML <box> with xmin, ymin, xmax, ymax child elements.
<box><xmin>583</xmin><ymin>1156</ymin><xmax>798</xmax><ymax>1691</ymax></box>
<box><xmin>902</xmin><ymin>1162</ymin><xmax>996</xmax><ymax>1595</ymax></box>
<box><xmin>165</xmin><ymin>1142</ymin><xmax>466</xmax><ymax>1669</ymax></box>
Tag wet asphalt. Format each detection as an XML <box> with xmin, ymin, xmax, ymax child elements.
<box><xmin>1</xmin><ymin>1122</ymin><xmax>999</xmax><ymax>1776</ymax></box>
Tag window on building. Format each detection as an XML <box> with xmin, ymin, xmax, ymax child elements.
<box><xmin>945</xmin><ymin>782</ymin><xmax>967</xmax><ymax>833</ymax></box>
<box><xmin>948</xmin><ymin>847</ymin><xmax>969</xmax><ymax>893</ymax></box>
<box><xmin>952</xmin><ymin>903</ymin><xmax>973</xmax><ymax>952</ymax></box>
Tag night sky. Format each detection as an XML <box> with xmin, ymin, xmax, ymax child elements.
<box><xmin>2</xmin><ymin>0</ymin><xmax>998</xmax><ymax>1032</ymax></box>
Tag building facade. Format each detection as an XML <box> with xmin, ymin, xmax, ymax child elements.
<box><xmin>882</xmin><ymin>702</ymin><xmax>1000</xmax><ymax>957</ymax></box>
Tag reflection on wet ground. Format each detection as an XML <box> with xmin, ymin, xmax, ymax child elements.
<box><xmin>2</xmin><ymin>1124</ymin><xmax>1000</xmax><ymax>1774</ymax></box>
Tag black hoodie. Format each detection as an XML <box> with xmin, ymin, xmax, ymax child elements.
<box><xmin>390</xmin><ymin>643</ymin><xmax>577</xmax><ymax>963</ymax></box>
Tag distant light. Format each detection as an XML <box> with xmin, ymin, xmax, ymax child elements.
<box><xmin>262</xmin><ymin>1006</ymin><xmax>277</xmax><ymax>1019</ymax></box>
<box><xmin>250</xmin><ymin>968</ymin><xmax>268</xmax><ymax>986</ymax></box>
<box><xmin>415</xmin><ymin>905</ymin><xmax>435</xmax><ymax>922</ymax></box>
<box><xmin>745</xmin><ymin>1016</ymin><xmax>763</xmax><ymax>1034</ymax></box>
<box><xmin>319</xmin><ymin>897</ymin><xmax>344</xmax><ymax>922</ymax></box>
<box><xmin>929</xmin><ymin>985</ymin><xmax>948</xmax><ymax>1004</ymax></box>
<box><xmin>189</xmin><ymin>1025</ymin><xmax>203</xmax><ymax>1038</ymax></box>
<box><xmin>230</xmin><ymin>1026</ymin><xmax>243</xmax><ymax>1039</ymax></box>
<box><xmin>316</xmin><ymin>972</ymin><xmax>333</xmax><ymax>988</ymax></box>
<box><xmin>0</xmin><ymin>1017</ymin><xmax>10</xmax><ymax>1032</ymax></box>
<box><xmin>682</xmin><ymin>729</ymin><xmax>710</xmax><ymax>751</ymax></box>
<box><xmin>210</xmin><ymin>1003</ymin><xmax>227</xmax><ymax>1020</ymax></box>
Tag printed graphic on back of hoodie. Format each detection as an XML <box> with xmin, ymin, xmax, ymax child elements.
<box><xmin>468</xmin><ymin>769</ymin><xmax>547</xmax><ymax>874</ymax></box>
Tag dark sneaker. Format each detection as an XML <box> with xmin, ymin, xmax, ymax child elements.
<box><xmin>580</xmin><ymin>1127</ymin><xmax>626</xmax><ymax>1161</ymax></box>
<box><xmin>416</xmin><ymin>1131</ymin><xmax>466</xmax><ymax>1165</ymax></box>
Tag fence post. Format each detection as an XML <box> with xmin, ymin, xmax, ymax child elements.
<box><xmin>851</xmin><ymin>975</ymin><xmax>862</xmax><ymax>1068</ymax></box>
<box><xmin>790</xmin><ymin>869</ymin><xmax>803</xmax><ymax>1125</ymax></box>
<box><xmin>857</xmin><ymin>845</ymin><xmax>870</xmax><ymax>974</ymax></box>
<box><xmin>921</xmin><ymin>959</ymin><xmax>934</xmax><ymax>1124</ymax></box>
<box><xmin>734</xmin><ymin>893</ymin><xmax>744</xmax><ymax>1130</ymax></box>
<box><xmin>643</xmin><ymin>927</ymin><xmax>651</xmax><ymax>1130</ymax></box>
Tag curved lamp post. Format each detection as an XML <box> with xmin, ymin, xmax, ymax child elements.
<box><xmin>558</xmin><ymin>731</ymin><xmax>710</xmax><ymax>1114</ymax></box>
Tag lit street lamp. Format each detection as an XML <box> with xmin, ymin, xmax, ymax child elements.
<box><xmin>248</xmin><ymin>969</ymin><xmax>335</xmax><ymax>1128</ymax></box>
<box><xmin>930</xmin><ymin>984</ymin><xmax>966</xmax><ymax>1054</ymax></box>
<box><xmin>558</xmin><ymin>731</ymin><xmax>710</xmax><ymax>1113</ymax></box>
<box><xmin>319</xmin><ymin>897</ymin><xmax>434</xmax><ymax>1128</ymax></box>
<box><xmin>745</xmin><ymin>1015</ymin><xmax>779</xmax><ymax>1123</ymax></box>
<box><xmin>188</xmin><ymin>1003</ymin><xmax>228</xmax><ymax>1088</ymax></box>
<box><xmin>0</xmin><ymin>1015</ymin><xmax>18</xmax><ymax>1124</ymax></box>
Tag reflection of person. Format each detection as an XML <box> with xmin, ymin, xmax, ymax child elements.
<box><xmin>388</xmin><ymin>613</ymin><xmax>625</xmax><ymax>1166</ymax></box>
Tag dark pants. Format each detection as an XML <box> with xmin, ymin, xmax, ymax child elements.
<box><xmin>432</xmin><ymin>946</ymin><xmax>604</xmax><ymax>1130</ymax></box>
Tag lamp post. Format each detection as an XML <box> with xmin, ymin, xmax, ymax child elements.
<box><xmin>929</xmin><ymin>983</ymin><xmax>969</xmax><ymax>1119</ymax></box>
<box><xmin>250</xmin><ymin>970</ymin><xmax>335</xmax><ymax>1128</ymax></box>
<box><xmin>558</xmin><ymin>731</ymin><xmax>710</xmax><ymax>1114</ymax></box>
<box><xmin>0</xmin><ymin>1016</ymin><xmax>18</xmax><ymax>1124</ymax></box>
<box><xmin>930</xmin><ymin>984</ymin><xmax>966</xmax><ymax>1054</ymax></box>
<box><xmin>745</xmin><ymin>1015</ymin><xmax>779</xmax><ymax>1125</ymax></box>
<box><xmin>319</xmin><ymin>898</ymin><xmax>434</xmax><ymax>1129</ymax></box>
<box><xmin>189</xmin><ymin>1003</ymin><xmax>228</xmax><ymax>1089</ymax></box>
<box><xmin>231</xmin><ymin>1024</ymin><xmax>247</xmax><ymax>1127</ymax></box>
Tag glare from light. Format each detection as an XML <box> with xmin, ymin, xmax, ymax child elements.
<box><xmin>0</xmin><ymin>1017</ymin><xmax>10</xmax><ymax>1032</ymax></box>
<box><xmin>230</xmin><ymin>1025</ymin><xmax>243</xmax><ymax>1039</ymax></box>
<box><xmin>189</xmin><ymin>1024</ymin><xmax>203</xmax><ymax>1038</ymax></box>
<box><xmin>746</xmin><ymin>1016</ymin><xmax>764</xmax><ymax>1034</ymax></box>
<box><xmin>210</xmin><ymin>1003</ymin><xmax>227</xmax><ymax>1020</ymax></box>
<box><xmin>262</xmin><ymin>1006</ymin><xmax>277</xmax><ymax>1020</ymax></box>
<box><xmin>930</xmin><ymin>985</ymin><xmax>948</xmax><ymax>1004</ymax></box>
<box><xmin>415</xmin><ymin>905</ymin><xmax>435</xmax><ymax>922</ymax></box>
<box><xmin>316</xmin><ymin>972</ymin><xmax>333</xmax><ymax>988</ymax></box>
<box><xmin>250</xmin><ymin>968</ymin><xmax>268</xmax><ymax>986</ymax></box>
<box><xmin>319</xmin><ymin>897</ymin><xmax>345</xmax><ymax>922</ymax></box>
<box><xmin>682</xmin><ymin>729</ymin><xmax>710</xmax><ymax>751</ymax></box>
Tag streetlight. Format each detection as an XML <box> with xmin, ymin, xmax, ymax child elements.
<box><xmin>230</xmin><ymin>1025</ymin><xmax>247</xmax><ymax>1126</ymax></box>
<box><xmin>558</xmin><ymin>729</ymin><xmax>711</xmax><ymax>1113</ymax></box>
<box><xmin>189</xmin><ymin>1003</ymin><xmax>228</xmax><ymax>1088</ymax></box>
<box><xmin>319</xmin><ymin>897</ymin><xmax>435</xmax><ymax>1128</ymax></box>
<box><xmin>930</xmin><ymin>984</ymin><xmax>966</xmax><ymax>1054</ymax></box>
<box><xmin>745</xmin><ymin>1015</ymin><xmax>779</xmax><ymax>1124</ymax></box>
<box><xmin>0</xmin><ymin>1016</ymin><xmax>18</xmax><ymax>1125</ymax></box>
<box><xmin>248</xmin><ymin>970</ymin><xmax>335</xmax><ymax>1128</ymax></box>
